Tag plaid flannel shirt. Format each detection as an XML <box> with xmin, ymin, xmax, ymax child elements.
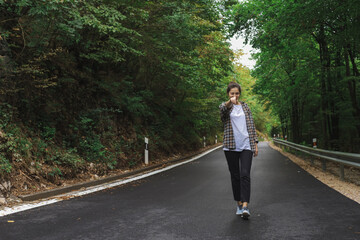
<box><xmin>219</xmin><ymin>101</ymin><xmax>258</xmax><ymax>153</ymax></box>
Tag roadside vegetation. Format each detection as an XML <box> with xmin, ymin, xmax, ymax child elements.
<box><xmin>0</xmin><ymin>0</ymin><xmax>272</xmax><ymax>199</ymax></box>
<box><xmin>224</xmin><ymin>0</ymin><xmax>360</xmax><ymax>152</ymax></box>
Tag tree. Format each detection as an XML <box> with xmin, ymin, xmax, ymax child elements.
<box><xmin>225</xmin><ymin>0</ymin><xmax>360</xmax><ymax>152</ymax></box>
<box><xmin>0</xmin><ymin>0</ymin><xmax>236</xmax><ymax>183</ymax></box>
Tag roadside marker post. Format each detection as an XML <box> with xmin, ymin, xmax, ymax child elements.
<box><xmin>203</xmin><ymin>136</ymin><xmax>206</xmax><ymax>147</ymax></box>
<box><xmin>313</xmin><ymin>138</ymin><xmax>317</xmax><ymax>148</ymax></box>
<box><xmin>215</xmin><ymin>135</ymin><xmax>217</xmax><ymax>144</ymax></box>
<box><xmin>145</xmin><ymin>137</ymin><xmax>149</xmax><ymax>165</ymax></box>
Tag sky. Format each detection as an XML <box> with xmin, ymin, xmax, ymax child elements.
<box><xmin>228</xmin><ymin>35</ymin><xmax>257</xmax><ymax>70</ymax></box>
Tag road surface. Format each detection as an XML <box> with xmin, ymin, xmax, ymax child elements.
<box><xmin>1</xmin><ymin>142</ymin><xmax>360</xmax><ymax>240</ymax></box>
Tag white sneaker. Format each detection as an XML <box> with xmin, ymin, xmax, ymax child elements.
<box><xmin>242</xmin><ymin>207</ymin><xmax>250</xmax><ymax>219</ymax></box>
<box><xmin>236</xmin><ymin>205</ymin><xmax>243</xmax><ymax>216</ymax></box>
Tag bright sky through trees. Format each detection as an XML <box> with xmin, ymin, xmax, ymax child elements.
<box><xmin>228</xmin><ymin>36</ymin><xmax>257</xmax><ymax>69</ymax></box>
<box><xmin>226</xmin><ymin>0</ymin><xmax>257</xmax><ymax>69</ymax></box>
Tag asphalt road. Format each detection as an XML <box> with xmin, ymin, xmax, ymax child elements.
<box><xmin>1</xmin><ymin>142</ymin><xmax>360</xmax><ymax>240</ymax></box>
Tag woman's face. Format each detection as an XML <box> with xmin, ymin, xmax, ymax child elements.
<box><xmin>228</xmin><ymin>87</ymin><xmax>240</xmax><ymax>100</ymax></box>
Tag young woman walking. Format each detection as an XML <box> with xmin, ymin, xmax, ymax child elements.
<box><xmin>219</xmin><ymin>82</ymin><xmax>258</xmax><ymax>219</ymax></box>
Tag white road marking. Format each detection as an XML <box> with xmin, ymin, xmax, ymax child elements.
<box><xmin>0</xmin><ymin>145</ymin><xmax>222</xmax><ymax>217</ymax></box>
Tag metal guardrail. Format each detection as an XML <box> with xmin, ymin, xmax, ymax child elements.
<box><xmin>272</xmin><ymin>138</ymin><xmax>360</xmax><ymax>180</ymax></box>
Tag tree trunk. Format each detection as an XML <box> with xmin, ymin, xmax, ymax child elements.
<box><xmin>344</xmin><ymin>46</ymin><xmax>360</xmax><ymax>141</ymax></box>
<box><xmin>316</xmin><ymin>25</ymin><xmax>330</xmax><ymax>149</ymax></box>
<box><xmin>347</xmin><ymin>47</ymin><xmax>360</xmax><ymax>76</ymax></box>
<box><xmin>0</xmin><ymin>35</ymin><xmax>14</xmax><ymax>99</ymax></box>
<box><xmin>0</xmin><ymin>35</ymin><xmax>12</xmax><ymax>76</ymax></box>
<box><xmin>290</xmin><ymin>96</ymin><xmax>301</xmax><ymax>143</ymax></box>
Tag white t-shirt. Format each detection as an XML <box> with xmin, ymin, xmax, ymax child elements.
<box><xmin>223</xmin><ymin>104</ymin><xmax>251</xmax><ymax>152</ymax></box>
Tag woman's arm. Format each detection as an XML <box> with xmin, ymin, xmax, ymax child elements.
<box><xmin>254</xmin><ymin>143</ymin><xmax>258</xmax><ymax>157</ymax></box>
<box><xmin>243</xmin><ymin>102</ymin><xmax>259</xmax><ymax>157</ymax></box>
<box><xmin>225</xmin><ymin>99</ymin><xmax>232</xmax><ymax>108</ymax></box>
<box><xmin>219</xmin><ymin>100</ymin><xmax>232</xmax><ymax>122</ymax></box>
<box><xmin>245</xmin><ymin>103</ymin><xmax>258</xmax><ymax>143</ymax></box>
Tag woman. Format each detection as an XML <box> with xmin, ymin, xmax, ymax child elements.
<box><xmin>219</xmin><ymin>81</ymin><xmax>258</xmax><ymax>219</ymax></box>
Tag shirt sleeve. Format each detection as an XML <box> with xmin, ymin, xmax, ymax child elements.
<box><xmin>219</xmin><ymin>102</ymin><xmax>231</xmax><ymax>123</ymax></box>
<box><xmin>244</xmin><ymin>103</ymin><xmax>258</xmax><ymax>143</ymax></box>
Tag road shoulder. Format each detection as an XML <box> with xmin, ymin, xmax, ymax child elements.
<box><xmin>269</xmin><ymin>141</ymin><xmax>360</xmax><ymax>204</ymax></box>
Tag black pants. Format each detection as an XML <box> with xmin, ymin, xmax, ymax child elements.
<box><xmin>224</xmin><ymin>150</ymin><xmax>253</xmax><ymax>203</ymax></box>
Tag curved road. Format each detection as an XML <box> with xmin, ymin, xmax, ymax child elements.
<box><xmin>1</xmin><ymin>142</ymin><xmax>360</xmax><ymax>240</ymax></box>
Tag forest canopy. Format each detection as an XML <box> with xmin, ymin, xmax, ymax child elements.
<box><xmin>1</xmin><ymin>0</ymin><xmax>264</xmax><ymax>187</ymax></box>
<box><xmin>225</xmin><ymin>0</ymin><xmax>360</xmax><ymax>152</ymax></box>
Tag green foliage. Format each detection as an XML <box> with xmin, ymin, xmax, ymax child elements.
<box><xmin>0</xmin><ymin>124</ymin><xmax>29</xmax><ymax>165</ymax></box>
<box><xmin>67</xmin><ymin>115</ymin><xmax>116</xmax><ymax>168</ymax></box>
<box><xmin>128</xmin><ymin>160</ymin><xmax>137</xmax><ymax>168</ymax></box>
<box><xmin>40</xmin><ymin>126</ymin><xmax>56</xmax><ymax>141</ymax></box>
<box><xmin>0</xmin><ymin>0</ymin><xmax>238</xmax><ymax>182</ymax></box>
<box><xmin>48</xmin><ymin>167</ymin><xmax>62</xmax><ymax>178</ymax></box>
<box><xmin>0</xmin><ymin>154</ymin><xmax>12</xmax><ymax>176</ymax></box>
<box><xmin>226</xmin><ymin>0</ymin><xmax>360</xmax><ymax>152</ymax></box>
<box><xmin>33</xmin><ymin>138</ymin><xmax>48</xmax><ymax>157</ymax></box>
<box><xmin>0</xmin><ymin>103</ymin><xmax>13</xmax><ymax>129</ymax></box>
<box><xmin>50</xmin><ymin>148</ymin><xmax>84</xmax><ymax>170</ymax></box>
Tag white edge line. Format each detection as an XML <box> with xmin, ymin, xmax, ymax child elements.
<box><xmin>0</xmin><ymin>145</ymin><xmax>222</xmax><ymax>217</ymax></box>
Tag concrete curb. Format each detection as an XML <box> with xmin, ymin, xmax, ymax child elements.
<box><xmin>19</xmin><ymin>144</ymin><xmax>222</xmax><ymax>202</ymax></box>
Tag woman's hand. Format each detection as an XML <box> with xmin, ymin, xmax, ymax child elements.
<box><xmin>230</xmin><ymin>96</ymin><xmax>237</xmax><ymax>104</ymax></box>
<box><xmin>254</xmin><ymin>144</ymin><xmax>258</xmax><ymax>157</ymax></box>
<box><xmin>225</xmin><ymin>96</ymin><xmax>238</xmax><ymax>108</ymax></box>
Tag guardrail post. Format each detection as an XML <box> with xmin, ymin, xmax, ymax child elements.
<box><xmin>340</xmin><ymin>164</ymin><xmax>344</xmax><ymax>180</ymax></box>
<box><xmin>322</xmin><ymin>159</ymin><xmax>326</xmax><ymax>171</ymax></box>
